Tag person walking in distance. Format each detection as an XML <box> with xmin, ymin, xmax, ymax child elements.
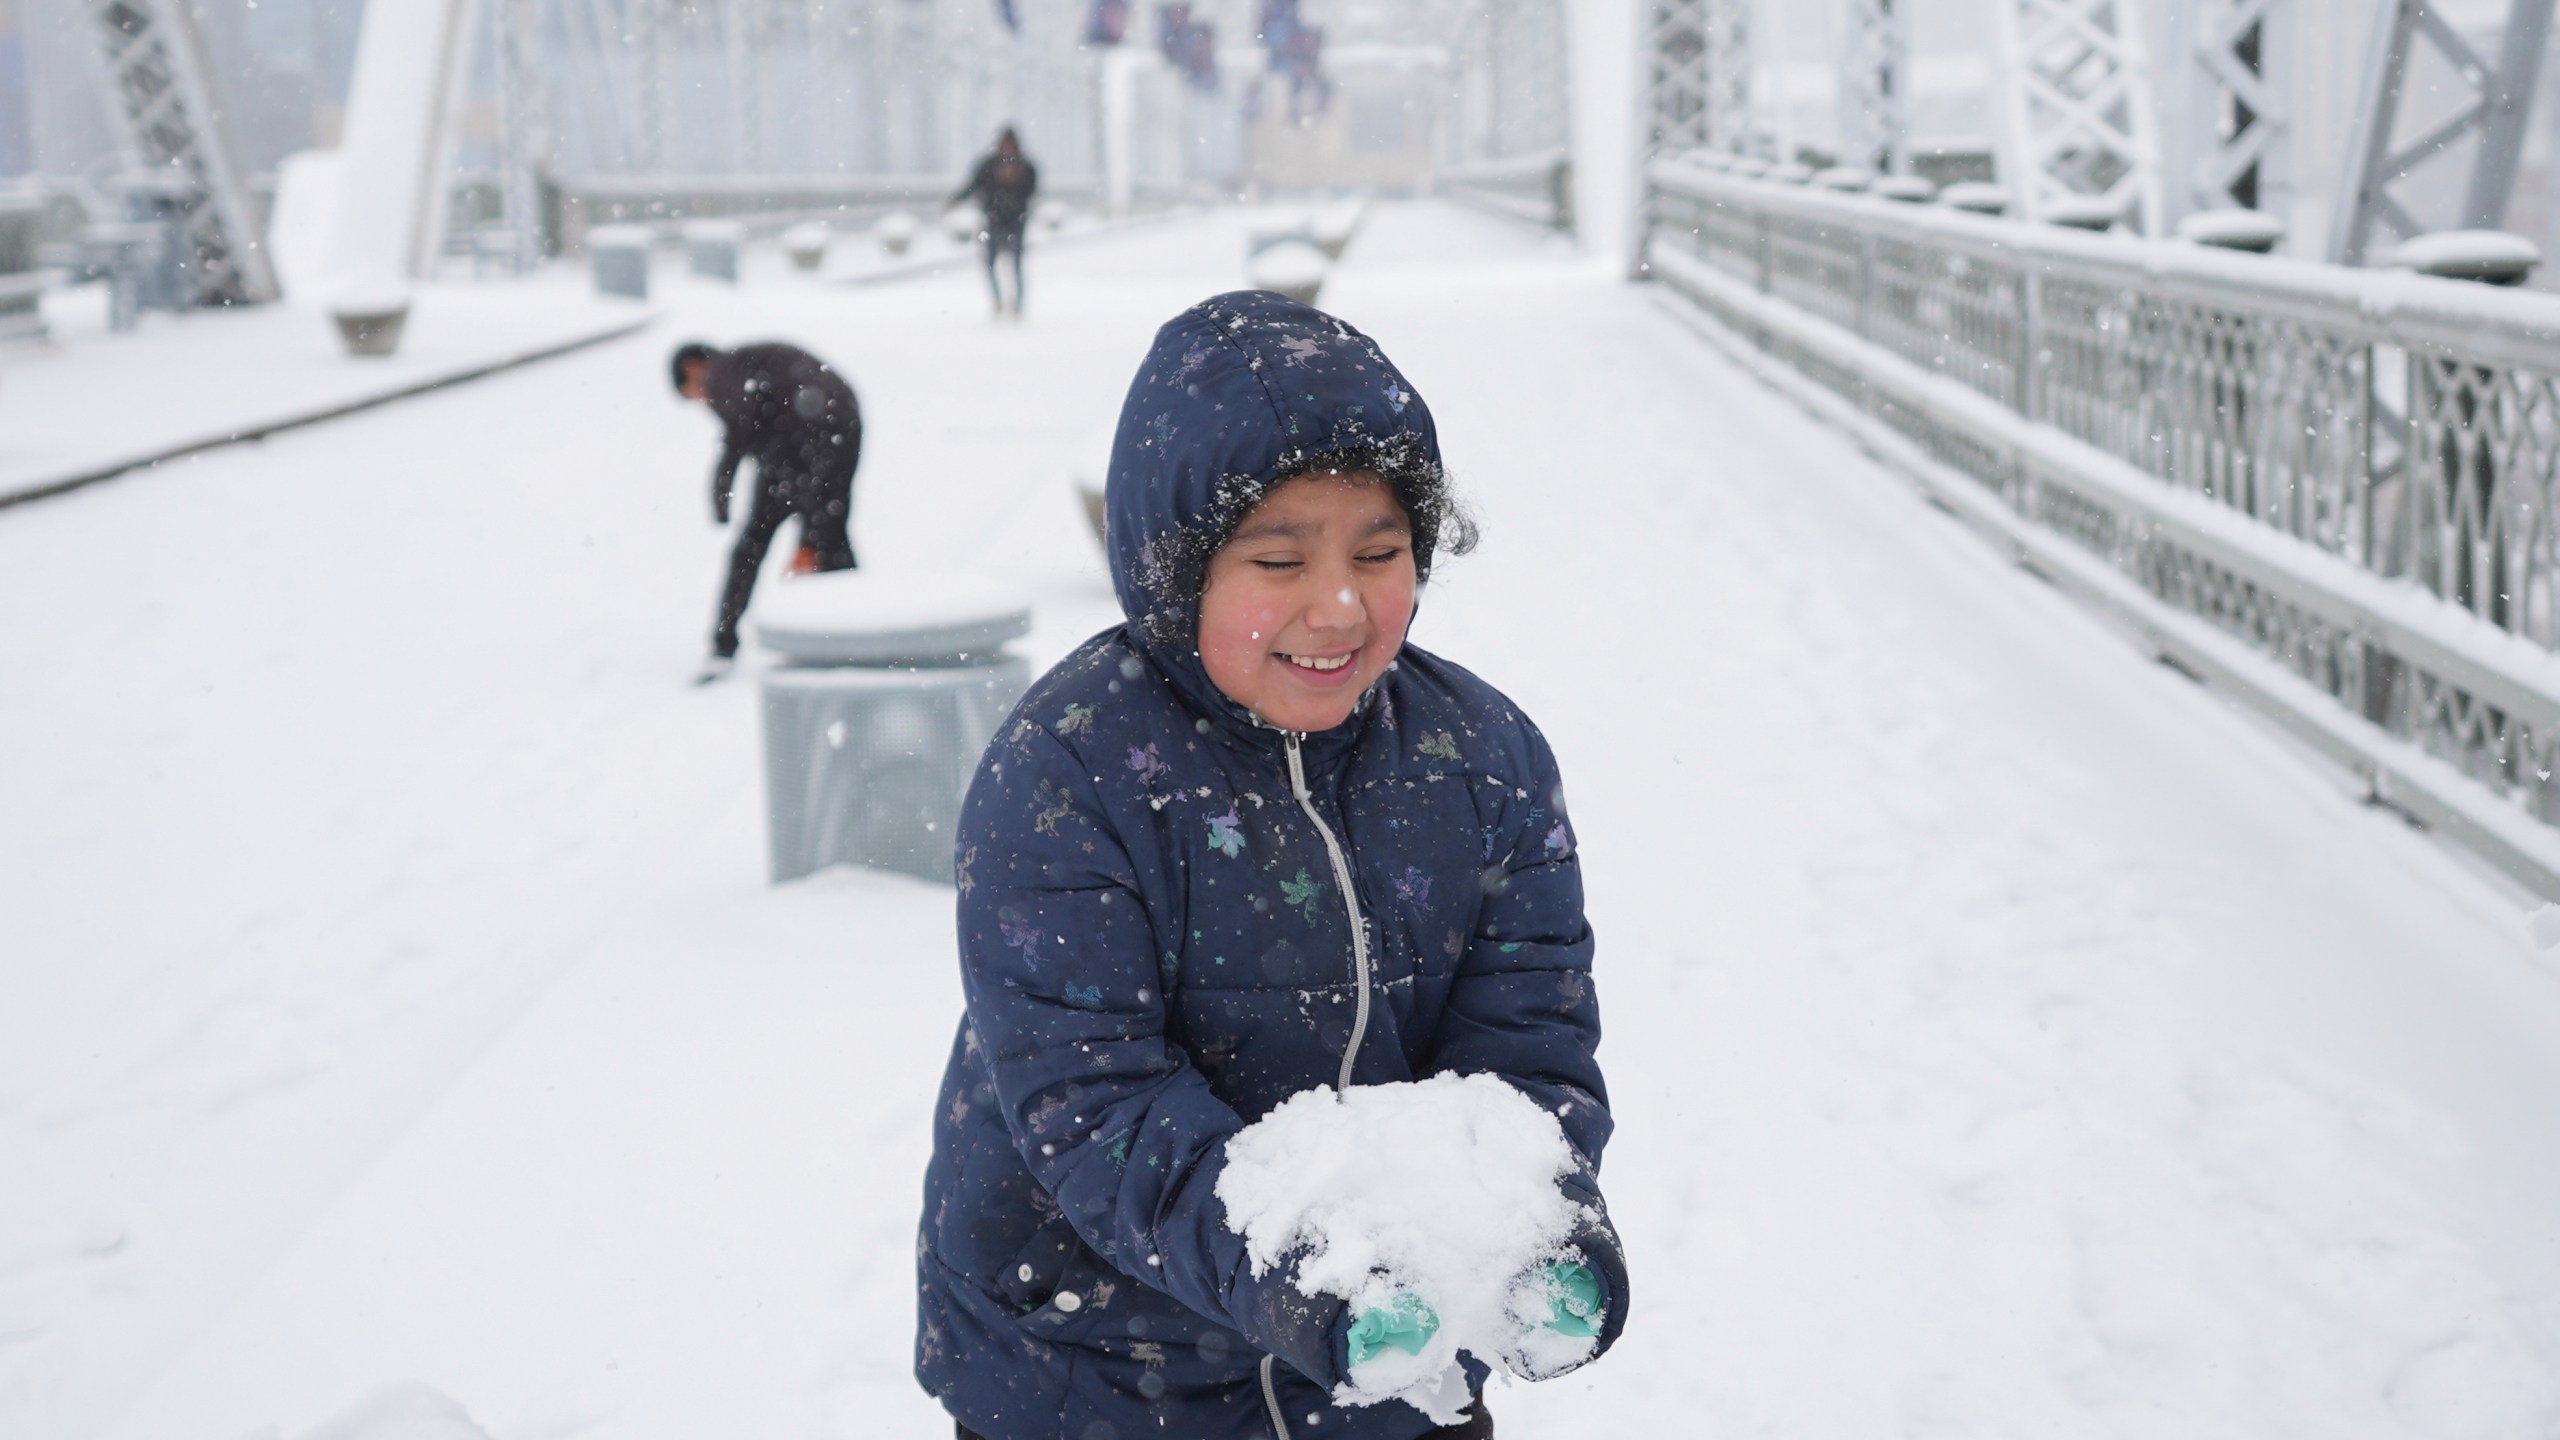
<box><xmin>948</xmin><ymin>126</ymin><xmax>1038</xmax><ymax>317</ymax></box>
<box><xmin>671</xmin><ymin>340</ymin><xmax>862</xmax><ymax>683</ymax></box>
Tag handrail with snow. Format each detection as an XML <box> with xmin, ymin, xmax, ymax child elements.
<box><xmin>1646</xmin><ymin>154</ymin><xmax>2560</xmax><ymax>891</ymax></box>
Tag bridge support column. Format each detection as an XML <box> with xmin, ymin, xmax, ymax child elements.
<box><xmin>1570</xmin><ymin>0</ymin><xmax>1647</xmax><ymax>273</ymax></box>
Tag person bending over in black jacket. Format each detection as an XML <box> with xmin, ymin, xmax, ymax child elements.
<box><xmin>672</xmin><ymin>340</ymin><xmax>862</xmax><ymax>682</ymax></box>
<box><xmin>948</xmin><ymin>126</ymin><xmax>1038</xmax><ymax>318</ymax></box>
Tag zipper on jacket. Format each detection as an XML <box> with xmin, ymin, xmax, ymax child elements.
<box><xmin>1284</xmin><ymin>733</ymin><xmax>1372</xmax><ymax>1094</ymax></box>
<box><xmin>1260</xmin><ymin>1354</ymin><xmax>1294</xmax><ymax>1439</ymax></box>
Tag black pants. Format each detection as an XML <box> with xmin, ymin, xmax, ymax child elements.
<box><xmin>982</xmin><ymin>226</ymin><xmax>1026</xmax><ymax>312</ymax></box>
<box><xmin>957</xmin><ymin>1410</ymin><xmax>1491</xmax><ymax>1440</ymax></box>
<box><xmin>711</xmin><ymin>491</ymin><xmax>855</xmax><ymax>658</ymax></box>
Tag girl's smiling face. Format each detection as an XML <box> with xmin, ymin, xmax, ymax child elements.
<box><xmin>1197</xmin><ymin>470</ymin><xmax>1417</xmax><ymax>734</ymax></box>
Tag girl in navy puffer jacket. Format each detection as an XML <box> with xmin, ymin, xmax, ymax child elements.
<box><xmin>915</xmin><ymin>291</ymin><xmax>1627</xmax><ymax>1440</ymax></box>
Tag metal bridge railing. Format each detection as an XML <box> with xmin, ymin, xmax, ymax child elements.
<box><xmin>1438</xmin><ymin>150</ymin><xmax>1574</xmax><ymax>231</ymax></box>
<box><xmin>1646</xmin><ymin>154</ymin><xmax>2560</xmax><ymax>895</ymax></box>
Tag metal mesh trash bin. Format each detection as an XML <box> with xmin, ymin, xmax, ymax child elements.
<box><xmin>687</xmin><ymin>220</ymin><xmax>743</xmax><ymax>282</ymax></box>
<box><xmin>589</xmin><ymin>225</ymin><xmax>651</xmax><ymax>299</ymax></box>
<box><xmin>754</xmin><ymin>570</ymin><xmax>1033</xmax><ymax>884</ymax></box>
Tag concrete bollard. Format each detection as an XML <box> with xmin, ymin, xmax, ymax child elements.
<box><xmin>782</xmin><ymin>220</ymin><xmax>830</xmax><ymax>271</ymax></box>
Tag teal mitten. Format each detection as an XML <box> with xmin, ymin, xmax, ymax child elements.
<box><xmin>1345</xmin><ymin>1291</ymin><xmax>1440</xmax><ymax>1368</ymax></box>
<box><xmin>1537</xmin><ymin>1261</ymin><xmax>1605</xmax><ymax>1338</ymax></box>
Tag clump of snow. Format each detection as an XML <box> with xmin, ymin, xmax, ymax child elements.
<box><xmin>2386</xmin><ymin>229</ymin><xmax>2542</xmax><ymax>284</ymax></box>
<box><xmin>1216</xmin><ymin>1073</ymin><xmax>1599</xmax><ymax>1424</ymax></box>
<box><xmin>2175</xmin><ymin>207</ymin><xmax>2286</xmax><ymax>253</ymax></box>
<box><xmin>2530</xmin><ymin>904</ymin><xmax>2560</xmax><ymax>951</ymax></box>
<box><xmin>294</xmin><ymin>1382</ymin><xmax>490</xmax><ymax>1440</ymax></box>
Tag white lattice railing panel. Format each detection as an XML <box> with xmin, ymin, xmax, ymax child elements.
<box><xmin>1645</xmin><ymin>156</ymin><xmax>2560</xmax><ymax>888</ymax></box>
<box><xmin>2406</xmin><ymin>360</ymin><xmax>2560</xmax><ymax>646</ymax></box>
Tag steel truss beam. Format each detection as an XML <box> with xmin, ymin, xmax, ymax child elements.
<box><xmin>1706</xmin><ymin>0</ymin><xmax>1757</xmax><ymax>155</ymax></box>
<box><xmin>2329</xmin><ymin>0</ymin><xmax>2557</xmax><ymax>264</ymax></box>
<box><xmin>1836</xmin><ymin>0</ymin><xmax>1910</xmax><ymax>173</ymax></box>
<box><xmin>1645</xmin><ymin>0</ymin><xmax>1714</xmax><ymax>154</ymax></box>
<box><xmin>1644</xmin><ymin>0</ymin><xmax>1761</xmax><ymax>156</ymax></box>
<box><xmin>85</xmin><ymin>0</ymin><xmax>278</xmax><ymax>305</ymax></box>
<box><xmin>1447</xmin><ymin>0</ymin><xmax>1571</xmax><ymax>166</ymax></box>
<box><xmin>2163</xmin><ymin>0</ymin><xmax>2288</xmax><ymax>222</ymax></box>
<box><xmin>1988</xmin><ymin>0</ymin><xmax>2164</xmax><ymax>232</ymax></box>
<box><xmin>497</xmin><ymin>0</ymin><xmax>548</xmax><ymax>269</ymax></box>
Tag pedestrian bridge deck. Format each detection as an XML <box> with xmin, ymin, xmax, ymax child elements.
<box><xmin>3</xmin><ymin>200</ymin><xmax>2556</xmax><ymax>1440</ymax></box>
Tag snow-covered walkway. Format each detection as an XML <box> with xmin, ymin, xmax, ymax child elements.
<box><xmin>6</xmin><ymin>201</ymin><xmax>2559</xmax><ymax>1440</ymax></box>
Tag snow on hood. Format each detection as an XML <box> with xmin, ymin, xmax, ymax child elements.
<box><xmin>1103</xmin><ymin>289</ymin><xmax>1442</xmax><ymax>725</ymax></box>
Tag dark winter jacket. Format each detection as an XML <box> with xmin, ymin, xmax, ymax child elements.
<box><xmin>703</xmin><ymin>342</ymin><xmax>862</xmax><ymax>514</ymax></box>
<box><xmin>914</xmin><ymin>291</ymin><xmax>1627</xmax><ymax>1440</ymax></box>
<box><xmin>954</xmin><ymin>151</ymin><xmax>1040</xmax><ymax>234</ymax></box>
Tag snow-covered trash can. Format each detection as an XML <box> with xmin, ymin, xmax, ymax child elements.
<box><xmin>874</xmin><ymin>211</ymin><xmax>918</xmax><ymax>256</ymax></box>
<box><xmin>2386</xmin><ymin>230</ymin><xmax>2541</xmax><ymax>286</ymax></box>
<box><xmin>1248</xmin><ymin>237</ymin><xmax>1329</xmax><ymax>306</ymax></box>
<box><xmin>2176</xmin><ymin>208</ymin><xmax>2286</xmax><ymax>253</ymax></box>
<box><xmin>1037</xmin><ymin>199</ymin><xmax>1073</xmax><ymax>232</ymax></box>
<box><xmin>1247</xmin><ymin>219</ymin><xmax>1313</xmax><ymax>256</ymax></box>
<box><xmin>686</xmin><ymin>220</ymin><xmax>744</xmax><ymax>282</ymax></box>
<box><xmin>588</xmin><ymin>224</ymin><xmax>650</xmax><ymax>299</ymax></box>
<box><xmin>944</xmin><ymin>204</ymin><xmax>985</xmax><ymax>244</ymax></box>
<box><xmin>753</xmin><ymin>569</ymin><xmax>1033</xmax><ymax>885</ymax></box>
<box><xmin>328</xmin><ymin>282</ymin><xmax>411</xmax><ymax>358</ymax></box>
<box><xmin>75</xmin><ymin>223</ymin><xmax>159</xmax><ymax>331</ymax></box>
<box><xmin>781</xmin><ymin>220</ymin><xmax>830</xmax><ymax>271</ymax></box>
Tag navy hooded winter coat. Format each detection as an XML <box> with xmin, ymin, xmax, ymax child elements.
<box><xmin>915</xmin><ymin>291</ymin><xmax>1627</xmax><ymax>1440</ymax></box>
